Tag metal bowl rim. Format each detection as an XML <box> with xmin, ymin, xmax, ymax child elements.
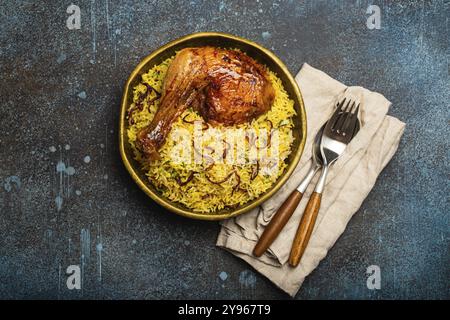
<box><xmin>119</xmin><ymin>31</ymin><xmax>307</xmax><ymax>220</ymax></box>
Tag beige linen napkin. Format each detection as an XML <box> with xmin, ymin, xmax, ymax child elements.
<box><xmin>216</xmin><ymin>63</ymin><xmax>405</xmax><ymax>296</ymax></box>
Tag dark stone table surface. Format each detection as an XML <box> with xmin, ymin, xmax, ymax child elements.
<box><xmin>0</xmin><ymin>0</ymin><xmax>448</xmax><ymax>299</ymax></box>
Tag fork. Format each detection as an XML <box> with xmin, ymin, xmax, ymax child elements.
<box><xmin>289</xmin><ymin>98</ymin><xmax>360</xmax><ymax>267</ymax></box>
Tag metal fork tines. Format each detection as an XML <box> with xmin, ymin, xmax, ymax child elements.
<box><xmin>328</xmin><ymin>98</ymin><xmax>360</xmax><ymax>141</ymax></box>
<box><xmin>320</xmin><ymin>98</ymin><xmax>360</xmax><ymax>162</ymax></box>
<box><xmin>316</xmin><ymin>98</ymin><xmax>360</xmax><ymax>192</ymax></box>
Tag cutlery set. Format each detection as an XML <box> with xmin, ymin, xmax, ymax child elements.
<box><xmin>253</xmin><ymin>98</ymin><xmax>361</xmax><ymax>267</ymax></box>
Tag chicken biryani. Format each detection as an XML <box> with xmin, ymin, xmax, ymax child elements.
<box><xmin>127</xmin><ymin>47</ymin><xmax>296</xmax><ymax>213</ymax></box>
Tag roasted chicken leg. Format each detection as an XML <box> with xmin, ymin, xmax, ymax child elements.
<box><xmin>136</xmin><ymin>47</ymin><xmax>275</xmax><ymax>161</ymax></box>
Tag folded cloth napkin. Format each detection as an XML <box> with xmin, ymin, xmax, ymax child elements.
<box><xmin>216</xmin><ymin>63</ymin><xmax>405</xmax><ymax>297</ymax></box>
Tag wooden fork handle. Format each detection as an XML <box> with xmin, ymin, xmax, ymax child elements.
<box><xmin>289</xmin><ymin>192</ymin><xmax>322</xmax><ymax>267</ymax></box>
<box><xmin>253</xmin><ymin>190</ymin><xmax>303</xmax><ymax>257</ymax></box>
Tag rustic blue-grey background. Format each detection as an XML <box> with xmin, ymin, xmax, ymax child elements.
<box><xmin>0</xmin><ymin>0</ymin><xmax>448</xmax><ymax>299</ymax></box>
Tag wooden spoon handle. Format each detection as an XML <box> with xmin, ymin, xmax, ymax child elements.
<box><xmin>253</xmin><ymin>190</ymin><xmax>303</xmax><ymax>257</ymax></box>
<box><xmin>289</xmin><ymin>192</ymin><xmax>322</xmax><ymax>267</ymax></box>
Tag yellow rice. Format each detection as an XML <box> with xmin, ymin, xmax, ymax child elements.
<box><xmin>127</xmin><ymin>55</ymin><xmax>296</xmax><ymax>213</ymax></box>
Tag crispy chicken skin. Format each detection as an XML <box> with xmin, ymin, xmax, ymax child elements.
<box><xmin>136</xmin><ymin>47</ymin><xmax>275</xmax><ymax>161</ymax></box>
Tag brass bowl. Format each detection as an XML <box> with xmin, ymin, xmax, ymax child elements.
<box><xmin>119</xmin><ymin>32</ymin><xmax>307</xmax><ymax>220</ymax></box>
